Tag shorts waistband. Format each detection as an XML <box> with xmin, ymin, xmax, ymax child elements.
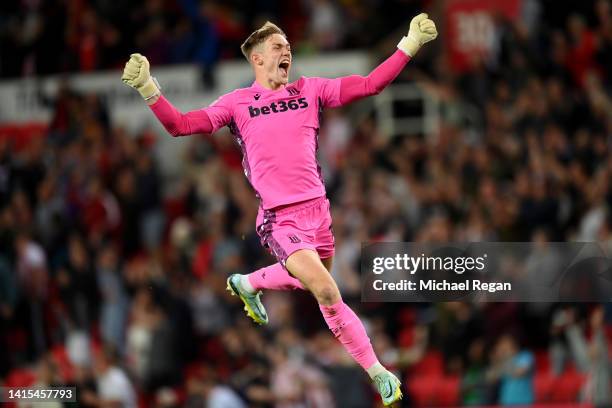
<box><xmin>264</xmin><ymin>196</ymin><xmax>327</xmax><ymax>216</ymax></box>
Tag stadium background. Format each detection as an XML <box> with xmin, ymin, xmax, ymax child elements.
<box><xmin>0</xmin><ymin>0</ymin><xmax>611</xmax><ymax>407</ymax></box>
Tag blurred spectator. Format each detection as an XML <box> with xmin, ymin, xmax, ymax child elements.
<box><xmin>564</xmin><ymin>306</ymin><xmax>611</xmax><ymax>407</ymax></box>
<box><xmin>125</xmin><ymin>286</ymin><xmax>158</xmax><ymax>385</ymax></box>
<box><xmin>15</xmin><ymin>231</ymin><xmax>49</xmax><ymax>359</ymax></box>
<box><xmin>37</xmin><ymin>79</ymin><xmax>80</xmax><ymax>146</ymax></box>
<box><xmin>461</xmin><ymin>339</ymin><xmax>492</xmax><ymax>406</ymax></box>
<box><xmin>56</xmin><ymin>233</ymin><xmax>99</xmax><ymax>330</ymax></box>
<box><xmin>0</xmin><ymin>251</ymin><xmax>17</xmax><ymax>374</ymax></box>
<box><xmin>566</xmin><ymin>13</ymin><xmax>599</xmax><ymax>88</ymax></box>
<box><xmin>436</xmin><ymin>303</ymin><xmax>483</xmax><ymax>372</ymax></box>
<box><xmin>185</xmin><ymin>365</ymin><xmax>246</xmax><ymax>408</ymax></box>
<box><xmin>135</xmin><ymin>149</ymin><xmax>164</xmax><ymax>252</ymax></box>
<box><xmin>97</xmin><ymin>244</ymin><xmax>129</xmax><ymax>353</ymax></box>
<box><xmin>177</xmin><ymin>0</ymin><xmax>221</xmax><ymax>89</ymax></box>
<box><xmin>189</xmin><ymin>279</ymin><xmax>230</xmax><ymax>336</ymax></box>
<box><xmin>268</xmin><ymin>343</ymin><xmax>335</xmax><ymax>408</ymax></box>
<box><xmin>83</xmin><ymin>346</ymin><xmax>137</xmax><ymax>408</ymax></box>
<box><xmin>488</xmin><ymin>334</ymin><xmax>535</xmax><ymax>406</ymax></box>
<box><xmin>306</xmin><ymin>0</ymin><xmax>345</xmax><ymax>51</ymax></box>
<box><xmin>66</xmin><ymin>329</ymin><xmax>92</xmax><ymax>370</ymax></box>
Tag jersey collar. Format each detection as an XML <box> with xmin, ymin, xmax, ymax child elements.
<box><xmin>251</xmin><ymin>80</ymin><xmax>287</xmax><ymax>92</ymax></box>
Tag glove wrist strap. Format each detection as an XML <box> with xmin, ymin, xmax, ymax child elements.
<box><xmin>139</xmin><ymin>77</ymin><xmax>161</xmax><ymax>100</ymax></box>
<box><xmin>397</xmin><ymin>35</ymin><xmax>420</xmax><ymax>58</ymax></box>
<box><xmin>397</xmin><ymin>35</ymin><xmax>421</xmax><ymax>57</ymax></box>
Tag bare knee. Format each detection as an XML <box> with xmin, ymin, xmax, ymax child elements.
<box><xmin>285</xmin><ymin>250</ymin><xmax>340</xmax><ymax>305</ymax></box>
<box><xmin>312</xmin><ymin>282</ymin><xmax>340</xmax><ymax>306</ymax></box>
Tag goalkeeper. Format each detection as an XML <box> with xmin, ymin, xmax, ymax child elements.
<box><xmin>122</xmin><ymin>13</ymin><xmax>437</xmax><ymax>406</ymax></box>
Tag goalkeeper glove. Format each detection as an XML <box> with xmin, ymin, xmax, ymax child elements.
<box><xmin>397</xmin><ymin>13</ymin><xmax>438</xmax><ymax>57</ymax></box>
<box><xmin>121</xmin><ymin>53</ymin><xmax>161</xmax><ymax>100</ymax></box>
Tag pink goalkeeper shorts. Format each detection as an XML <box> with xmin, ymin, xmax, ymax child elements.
<box><xmin>256</xmin><ymin>196</ymin><xmax>335</xmax><ymax>267</ymax></box>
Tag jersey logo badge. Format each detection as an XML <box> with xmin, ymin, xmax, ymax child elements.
<box><xmin>248</xmin><ymin>97</ymin><xmax>308</xmax><ymax>117</ymax></box>
<box><xmin>254</xmin><ymin>93</ymin><xmax>261</xmax><ymax>100</ymax></box>
<box><xmin>287</xmin><ymin>87</ymin><xmax>299</xmax><ymax>96</ymax></box>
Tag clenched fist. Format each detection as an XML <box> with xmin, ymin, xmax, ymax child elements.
<box><xmin>398</xmin><ymin>13</ymin><xmax>438</xmax><ymax>57</ymax></box>
<box><xmin>121</xmin><ymin>53</ymin><xmax>160</xmax><ymax>100</ymax></box>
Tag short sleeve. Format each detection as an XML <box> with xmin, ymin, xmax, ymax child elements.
<box><xmin>311</xmin><ymin>77</ymin><xmax>342</xmax><ymax>108</ymax></box>
<box><xmin>207</xmin><ymin>92</ymin><xmax>234</xmax><ymax>133</ymax></box>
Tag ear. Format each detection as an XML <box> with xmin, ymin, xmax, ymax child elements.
<box><xmin>251</xmin><ymin>52</ymin><xmax>264</xmax><ymax>66</ymax></box>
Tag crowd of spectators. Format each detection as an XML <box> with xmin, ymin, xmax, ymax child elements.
<box><xmin>0</xmin><ymin>0</ymin><xmax>418</xmax><ymax>84</ymax></box>
<box><xmin>1</xmin><ymin>0</ymin><xmax>612</xmax><ymax>407</ymax></box>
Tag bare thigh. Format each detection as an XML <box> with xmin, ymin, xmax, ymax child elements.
<box><xmin>286</xmin><ymin>250</ymin><xmax>340</xmax><ymax>306</ymax></box>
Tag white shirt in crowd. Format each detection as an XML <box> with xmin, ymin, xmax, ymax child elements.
<box><xmin>207</xmin><ymin>385</ymin><xmax>247</xmax><ymax>408</ymax></box>
<box><xmin>97</xmin><ymin>366</ymin><xmax>137</xmax><ymax>408</ymax></box>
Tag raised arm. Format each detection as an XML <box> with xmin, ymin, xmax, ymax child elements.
<box><xmin>337</xmin><ymin>13</ymin><xmax>437</xmax><ymax>105</ymax></box>
<box><xmin>339</xmin><ymin>50</ymin><xmax>410</xmax><ymax>105</ymax></box>
<box><xmin>148</xmin><ymin>96</ymin><xmax>213</xmax><ymax>137</ymax></box>
<box><xmin>121</xmin><ymin>53</ymin><xmax>221</xmax><ymax>137</ymax></box>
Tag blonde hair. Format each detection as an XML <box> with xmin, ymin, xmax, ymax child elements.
<box><xmin>240</xmin><ymin>21</ymin><xmax>287</xmax><ymax>61</ymax></box>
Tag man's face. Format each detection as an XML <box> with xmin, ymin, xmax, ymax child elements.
<box><xmin>253</xmin><ymin>33</ymin><xmax>292</xmax><ymax>86</ymax></box>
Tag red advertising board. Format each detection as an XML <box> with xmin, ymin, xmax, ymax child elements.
<box><xmin>446</xmin><ymin>0</ymin><xmax>522</xmax><ymax>72</ymax></box>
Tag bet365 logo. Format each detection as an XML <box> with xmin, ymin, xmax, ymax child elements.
<box><xmin>249</xmin><ymin>97</ymin><xmax>308</xmax><ymax>117</ymax></box>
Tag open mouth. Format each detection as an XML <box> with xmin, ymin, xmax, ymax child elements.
<box><xmin>279</xmin><ymin>61</ymin><xmax>290</xmax><ymax>76</ymax></box>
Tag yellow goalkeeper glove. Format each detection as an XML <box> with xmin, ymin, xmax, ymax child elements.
<box><xmin>397</xmin><ymin>13</ymin><xmax>438</xmax><ymax>57</ymax></box>
<box><xmin>121</xmin><ymin>53</ymin><xmax>161</xmax><ymax>100</ymax></box>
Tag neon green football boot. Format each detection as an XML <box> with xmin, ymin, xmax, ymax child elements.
<box><xmin>373</xmin><ymin>370</ymin><xmax>403</xmax><ymax>406</ymax></box>
<box><xmin>226</xmin><ymin>274</ymin><xmax>268</xmax><ymax>325</ymax></box>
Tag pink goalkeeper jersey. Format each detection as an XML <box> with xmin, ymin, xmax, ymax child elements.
<box><xmin>207</xmin><ymin>77</ymin><xmax>342</xmax><ymax>209</ymax></box>
<box><xmin>150</xmin><ymin>49</ymin><xmax>411</xmax><ymax>210</ymax></box>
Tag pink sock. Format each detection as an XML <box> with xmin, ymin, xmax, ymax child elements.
<box><xmin>247</xmin><ymin>263</ymin><xmax>305</xmax><ymax>291</ymax></box>
<box><xmin>320</xmin><ymin>300</ymin><xmax>378</xmax><ymax>370</ymax></box>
